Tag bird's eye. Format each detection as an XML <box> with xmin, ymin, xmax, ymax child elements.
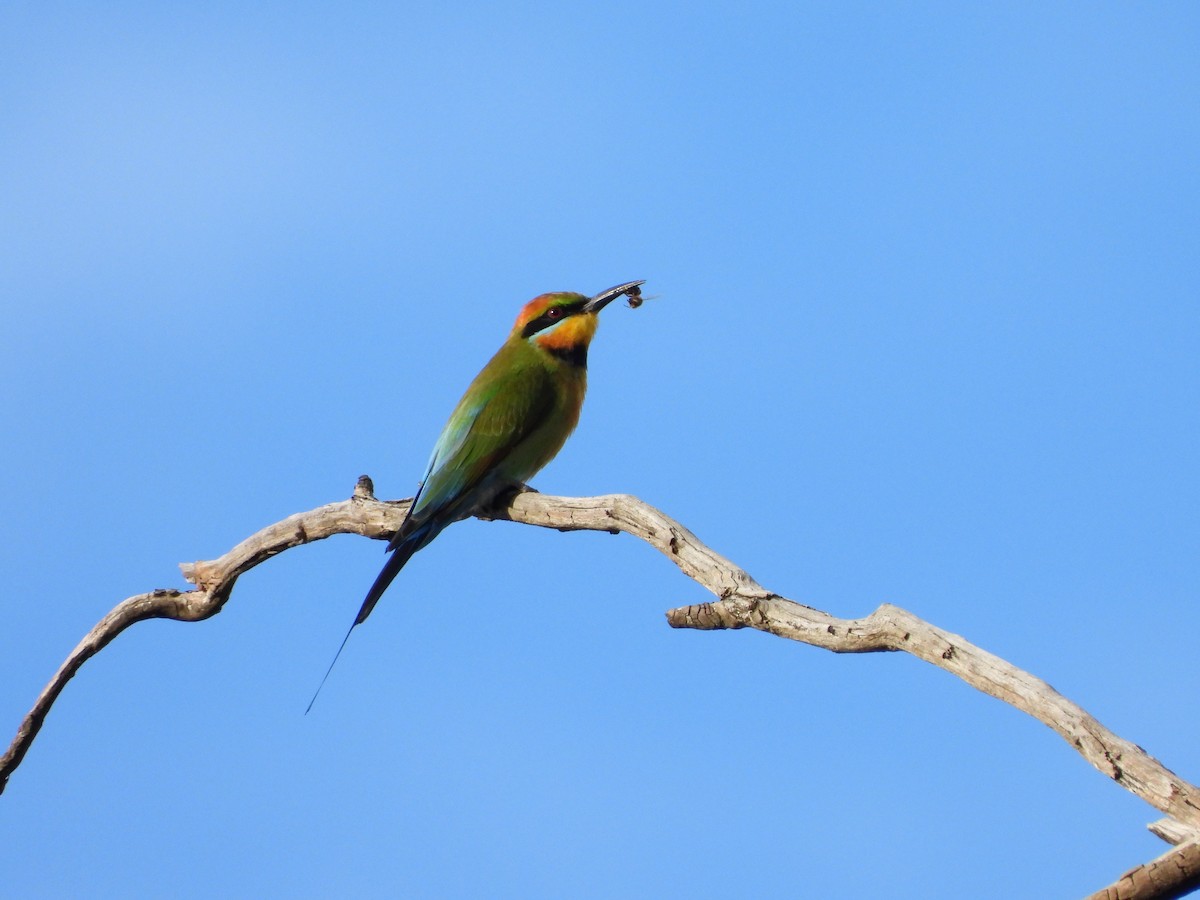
<box><xmin>546</xmin><ymin>307</ymin><xmax>564</xmax><ymax>320</ymax></box>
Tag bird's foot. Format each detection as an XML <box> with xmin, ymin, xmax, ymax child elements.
<box><xmin>477</xmin><ymin>483</ymin><xmax>537</xmax><ymax>521</ymax></box>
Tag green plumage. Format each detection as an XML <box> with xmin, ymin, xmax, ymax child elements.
<box><xmin>306</xmin><ymin>281</ymin><xmax>643</xmax><ymax>712</ymax></box>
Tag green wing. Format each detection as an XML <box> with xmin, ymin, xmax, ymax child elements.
<box><xmin>402</xmin><ymin>354</ymin><xmax>557</xmax><ymax>537</ymax></box>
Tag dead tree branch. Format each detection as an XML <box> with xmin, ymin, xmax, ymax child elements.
<box><xmin>3</xmin><ymin>482</ymin><xmax>1197</xmax><ymax>896</ymax></box>
<box><xmin>1086</xmin><ymin>839</ymin><xmax>1200</xmax><ymax>900</ymax></box>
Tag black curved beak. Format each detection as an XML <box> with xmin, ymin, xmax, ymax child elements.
<box><xmin>583</xmin><ymin>280</ymin><xmax>645</xmax><ymax>314</ymax></box>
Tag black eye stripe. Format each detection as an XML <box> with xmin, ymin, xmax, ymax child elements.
<box><xmin>521</xmin><ymin>300</ymin><xmax>587</xmax><ymax>338</ymax></box>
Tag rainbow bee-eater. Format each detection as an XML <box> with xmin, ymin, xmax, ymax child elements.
<box><xmin>307</xmin><ymin>280</ymin><xmax>645</xmax><ymax>710</ymax></box>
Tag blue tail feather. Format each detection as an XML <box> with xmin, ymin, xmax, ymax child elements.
<box><xmin>355</xmin><ymin>523</ymin><xmax>436</xmax><ymax>624</ymax></box>
<box><xmin>305</xmin><ymin>522</ymin><xmax>438</xmax><ymax>714</ymax></box>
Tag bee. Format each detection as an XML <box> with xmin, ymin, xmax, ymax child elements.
<box><xmin>624</xmin><ymin>284</ymin><xmax>644</xmax><ymax>308</ymax></box>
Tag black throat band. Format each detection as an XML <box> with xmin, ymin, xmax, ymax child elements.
<box><xmin>546</xmin><ymin>343</ymin><xmax>588</xmax><ymax>368</ymax></box>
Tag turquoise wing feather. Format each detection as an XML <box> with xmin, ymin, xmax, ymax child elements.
<box><xmin>349</xmin><ymin>357</ymin><xmax>559</xmax><ymax>629</ymax></box>
<box><xmin>404</xmin><ymin>358</ymin><xmax>557</xmax><ymax>537</ymax></box>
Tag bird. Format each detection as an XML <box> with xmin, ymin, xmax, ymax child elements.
<box><xmin>306</xmin><ymin>280</ymin><xmax>645</xmax><ymax>711</ymax></box>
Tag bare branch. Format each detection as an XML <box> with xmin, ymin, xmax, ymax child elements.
<box><xmin>664</xmin><ymin>593</ymin><xmax>1200</xmax><ymax>830</ymax></box>
<box><xmin>2</xmin><ymin>476</ymin><xmax>407</xmax><ymax>794</ymax></box>
<box><xmin>4</xmin><ymin>485</ymin><xmax>1198</xmax><ymax>895</ymax></box>
<box><xmin>1151</xmin><ymin>819</ymin><xmax>1200</xmax><ymax>847</ymax></box>
<box><xmin>488</xmin><ymin>491</ymin><xmax>1200</xmax><ymax>831</ymax></box>
<box><xmin>1087</xmin><ymin>839</ymin><xmax>1200</xmax><ymax>900</ymax></box>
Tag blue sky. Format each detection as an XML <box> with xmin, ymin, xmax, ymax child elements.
<box><xmin>1</xmin><ymin>3</ymin><xmax>1197</xmax><ymax>897</ymax></box>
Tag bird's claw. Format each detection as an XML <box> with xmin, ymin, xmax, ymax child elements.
<box><xmin>477</xmin><ymin>483</ymin><xmax>538</xmax><ymax>521</ymax></box>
